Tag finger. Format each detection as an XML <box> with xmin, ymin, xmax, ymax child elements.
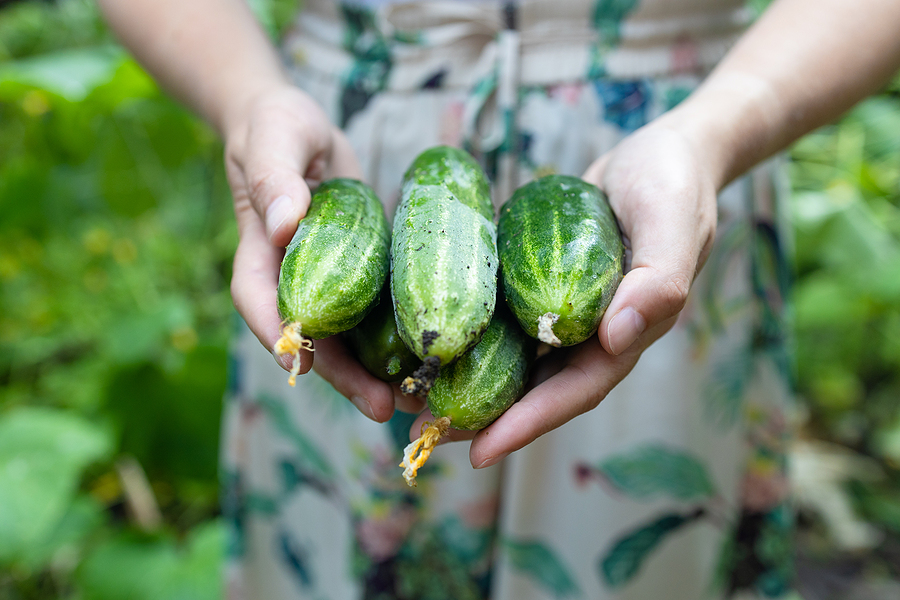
<box><xmin>236</xmin><ymin>108</ymin><xmax>334</xmax><ymax>247</ymax></box>
<box><xmin>326</xmin><ymin>128</ymin><xmax>363</xmax><ymax>180</ymax></box>
<box><xmin>410</xmin><ymin>410</ymin><xmax>477</xmax><ymax>444</ymax></box>
<box><xmin>312</xmin><ymin>336</ymin><xmax>395</xmax><ymax>423</ymax></box>
<box><xmin>231</xmin><ymin>199</ymin><xmax>299</xmax><ymax>368</ymax></box>
<box><xmin>468</xmin><ymin>318</ymin><xmax>675</xmax><ymax>468</ymax></box>
<box><xmin>595</xmin><ymin>161</ymin><xmax>716</xmax><ymax>356</ymax></box>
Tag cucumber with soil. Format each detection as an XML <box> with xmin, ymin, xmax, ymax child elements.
<box><xmin>390</xmin><ymin>146</ymin><xmax>498</xmax><ymax>377</ymax></box>
<box><xmin>400</xmin><ymin>305</ymin><xmax>536</xmax><ymax>486</ymax></box>
<box><xmin>497</xmin><ymin>174</ymin><xmax>624</xmax><ymax>347</ymax></box>
<box><xmin>275</xmin><ymin>178</ymin><xmax>391</xmax><ymax>385</ymax></box>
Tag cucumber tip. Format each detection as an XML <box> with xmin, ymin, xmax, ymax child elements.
<box><xmin>536</xmin><ymin>312</ymin><xmax>562</xmax><ymax>347</ymax></box>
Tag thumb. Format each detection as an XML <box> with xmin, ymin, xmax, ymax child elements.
<box><xmin>232</xmin><ymin>113</ymin><xmax>335</xmax><ymax>248</ymax></box>
<box><xmin>591</xmin><ymin>170</ymin><xmax>716</xmax><ymax>356</ymax></box>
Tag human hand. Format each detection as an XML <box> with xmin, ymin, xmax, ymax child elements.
<box><xmin>410</xmin><ymin>122</ymin><xmax>719</xmax><ymax>467</ymax></box>
<box><xmin>224</xmin><ymin>85</ymin><xmax>398</xmax><ymax>422</ymax></box>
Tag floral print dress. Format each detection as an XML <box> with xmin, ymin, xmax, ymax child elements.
<box><xmin>221</xmin><ymin>1</ymin><xmax>797</xmax><ymax>598</ymax></box>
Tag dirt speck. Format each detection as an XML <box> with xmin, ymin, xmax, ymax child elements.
<box><xmin>400</xmin><ymin>356</ymin><xmax>441</xmax><ymax>398</ymax></box>
<box><xmin>422</xmin><ymin>330</ymin><xmax>439</xmax><ymax>354</ymax></box>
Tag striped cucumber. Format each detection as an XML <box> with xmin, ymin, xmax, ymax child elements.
<box><xmin>275</xmin><ymin>178</ymin><xmax>391</xmax><ymax>385</ymax></box>
<box><xmin>391</xmin><ymin>146</ymin><xmax>498</xmax><ymax>392</ymax></box>
<box><xmin>427</xmin><ymin>306</ymin><xmax>536</xmax><ymax>431</ymax></box>
<box><xmin>400</xmin><ymin>305</ymin><xmax>536</xmax><ymax>486</ymax></box>
<box><xmin>343</xmin><ymin>284</ymin><xmax>420</xmax><ymax>383</ymax></box>
<box><xmin>498</xmin><ymin>175</ymin><xmax>624</xmax><ymax>347</ymax></box>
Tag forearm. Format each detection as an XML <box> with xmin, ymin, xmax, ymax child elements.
<box><xmin>97</xmin><ymin>0</ymin><xmax>289</xmax><ymax>136</ymax></box>
<box><xmin>661</xmin><ymin>0</ymin><xmax>900</xmax><ymax>191</ymax></box>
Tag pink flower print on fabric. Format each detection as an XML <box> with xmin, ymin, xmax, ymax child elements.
<box><xmin>355</xmin><ymin>505</ymin><xmax>418</xmax><ymax>562</ymax></box>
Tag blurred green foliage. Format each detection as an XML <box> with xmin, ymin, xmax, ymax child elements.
<box><xmin>0</xmin><ymin>0</ymin><xmax>295</xmax><ymax>598</ymax></box>
<box><xmin>1</xmin><ymin>0</ymin><xmax>899</xmax><ymax>598</ymax></box>
<box><xmin>789</xmin><ymin>77</ymin><xmax>900</xmax><ymax>570</ymax></box>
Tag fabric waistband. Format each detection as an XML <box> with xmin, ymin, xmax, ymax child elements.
<box><xmin>284</xmin><ymin>0</ymin><xmax>750</xmax><ymax>89</ymax></box>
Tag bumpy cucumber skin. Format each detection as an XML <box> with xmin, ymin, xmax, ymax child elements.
<box><xmin>391</xmin><ymin>146</ymin><xmax>498</xmax><ymax>364</ymax></box>
<box><xmin>498</xmin><ymin>175</ymin><xmax>624</xmax><ymax>347</ymax></box>
<box><xmin>343</xmin><ymin>285</ymin><xmax>420</xmax><ymax>383</ymax></box>
<box><xmin>277</xmin><ymin>178</ymin><xmax>390</xmax><ymax>339</ymax></box>
<box><xmin>427</xmin><ymin>307</ymin><xmax>536</xmax><ymax>431</ymax></box>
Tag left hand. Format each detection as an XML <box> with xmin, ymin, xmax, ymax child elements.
<box><xmin>409</xmin><ymin>121</ymin><xmax>719</xmax><ymax>467</ymax></box>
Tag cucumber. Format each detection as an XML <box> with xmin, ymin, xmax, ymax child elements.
<box><xmin>275</xmin><ymin>178</ymin><xmax>390</xmax><ymax>385</ymax></box>
<box><xmin>400</xmin><ymin>305</ymin><xmax>536</xmax><ymax>485</ymax></box>
<box><xmin>390</xmin><ymin>146</ymin><xmax>498</xmax><ymax>368</ymax></box>
<box><xmin>343</xmin><ymin>284</ymin><xmax>419</xmax><ymax>383</ymax></box>
<box><xmin>498</xmin><ymin>175</ymin><xmax>624</xmax><ymax>347</ymax></box>
<box><xmin>426</xmin><ymin>306</ymin><xmax>537</xmax><ymax>431</ymax></box>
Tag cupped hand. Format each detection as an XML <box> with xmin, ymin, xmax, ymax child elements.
<box><xmin>411</xmin><ymin>122</ymin><xmax>719</xmax><ymax>467</ymax></box>
<box><xmin>224</xmin><ymin>84</ymin><xmax>397</xmax><ymax>422</ymax></box>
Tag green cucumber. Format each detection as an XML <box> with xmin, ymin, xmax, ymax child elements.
<box><xmin>498</xmin><ymin>175</ymin><xmax>624</xmax><ymax>347</ymax></box>
<box><xmin>275</xmin><ymin>179</ymin><xmax>390</xmax><ymax>384</ymax></box>
<box><xmin>343</xmin><ymin>284</ymin><xmax>419</xmax><ymax>383</ymax></box>
<box><xmin>427</xmin><ymin>306</ymin><xmax>537</xmax><ymax>431</ymax></box>
<box><xmin>399</xmin><ymin>305</ymin><xmax>535</xmax><ymax>485</ymax></box>
<box><xmin>390</xmin><ymin>146</ymin><xmax>498</xmax><ymax>368</ymax></box>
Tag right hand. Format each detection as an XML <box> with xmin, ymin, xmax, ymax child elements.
<box><xmin>224</xmin><ymin>84</ymin><xmax>399</xmax><ymax>422</ymax></box>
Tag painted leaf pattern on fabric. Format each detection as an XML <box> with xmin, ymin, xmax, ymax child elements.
<box><xmin>705</xmin><ymin>345</ymin><xmax>756</xmax><ymax>429</ymax></box>
<box><xmin>596</xmin><ymin>445</ymin><xmax>716</xmax><ymax>501</ymax></box>
<box><xmin>255</xmin><ymin>393</ymin><xmax>334</xmax><ymax>478</ymax></box>
<box><xmin>504</xmin><ymin>538</ymin><xmax>581</xmax><ymax>598</ymax></box>
<box><xmin>600</xmin><ymin>508</ymin><xmax>706</xmax><ymax>588</ymax></box>
<box><xmin>594</xmin><ymin>80</ymin><xmax>649</xmax><ymax>132</ymax></box>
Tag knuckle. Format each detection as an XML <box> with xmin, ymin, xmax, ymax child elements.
<box><xmin>522</xmin><ymin>400</ymin><xmax>554</xmax><ymax>439</ymax></box>
<box><xmin>568</xmin><ymin>364</ymin><xmax>605</xmax><ymax>413</ymax></box>
<box><xmin>248</xmin><ymin>170</ymin><xmax>282</xmax><ymax>205</ymax></box>
<box><xmin>659</xmin><ymin>271</ymin><xmax>691</xmax><ymax>314</ymax></box>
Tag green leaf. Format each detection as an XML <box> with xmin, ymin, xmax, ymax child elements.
<box><xmin>875</xmin><ymin>413</ymin><xmax>900</xmax><ymax>462</ymax></box>
<box><xmin>793</xmin><ymin>274</ymin><xmax>867</xmax><ymax>330</ymax></box>
<box><xmin>0</xmin><ymin>45</ymin><xmax>124</xmax><ymax>101</ymax></box>
<box><xmin>15</xmin><ymin>495</ymin><xmax>105</xmax><ymax>571</ymax></box>
<box><xmin>76</xmin><ymin>521</ymin><xmax>225</xmax><ymax>600</ymax></box>
<box><xmin>848</xmin><ymin>96</ymin><xmax>900</xmax><ymax>159</ymax></box>
<box><xmin>600</xmin><ymin>510</ymin><xmax>705</xmax><ymax>588</ymax></box>
<box><xmin>503</xmin><ymin>538</ymin><xmax>580</xmax><ymax>598</ymax></box>
<box><xmin>103</xmin><ymin>347</ymin><xmax>226</xmax><ymax>484</ymax></box>
<box><xmin>0</xmin><ymin>406</ymin><xmax>113</xmax><ymax>563</ymax></box>
<box><xmin>596</xmin><ymin>445</ymin><xmax>716</xmax><ymax>500</ymax></box>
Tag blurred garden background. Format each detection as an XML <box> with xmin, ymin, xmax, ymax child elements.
<box><xmin>1</xmin><ymin>0</ymin><xmax>899</xmax><ymax>598</ymax></box>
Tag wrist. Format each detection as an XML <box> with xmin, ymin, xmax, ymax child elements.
<box><xmin>655</xmin><ymin>71</ymin><xmax>782</xmax><ymax>192</ymax></box>
<box><xmin>216</xmin><ymin>76</ymin><xmax>293</xmax><ymax>140</ymax></box>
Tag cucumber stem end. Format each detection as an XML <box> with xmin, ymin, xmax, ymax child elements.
<box><xmin>537</xmin><ymin>312</ymin><xmax>562</xmax><ymax>347</ymax></box>
<box><xmin>399</xmin><ymin>416</ymin><xmax>451</xmax><ymax>487</ymax></box>
<box><xmin>274</xmin><ymin>322</ymin><xmax>314</xmax><ymax>386</ymax></box>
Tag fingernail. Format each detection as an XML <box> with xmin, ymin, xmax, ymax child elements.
<box><xmin>607</xmin><ymin>307</ymin><xmax>646</xmax><ymax>355</ymax></box>
<box><xmin>475</xmin><ymin>452</ymin><xmax>509</xmax><ymax>469</ymax></box>
<box><xmin>265</xmin><ymin>195</ymin><xmax>293</xmax><ymax>240</ymax></box>
<box><xmin>350</xmin><ymin>395</ymin><xmax>377</xmax><ymax>421</ymax></box>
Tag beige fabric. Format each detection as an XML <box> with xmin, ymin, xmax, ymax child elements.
<box><xmin>286</xmin><ymin>0</ymin><xmax>749</xmax><ymax>88</ymax></box>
